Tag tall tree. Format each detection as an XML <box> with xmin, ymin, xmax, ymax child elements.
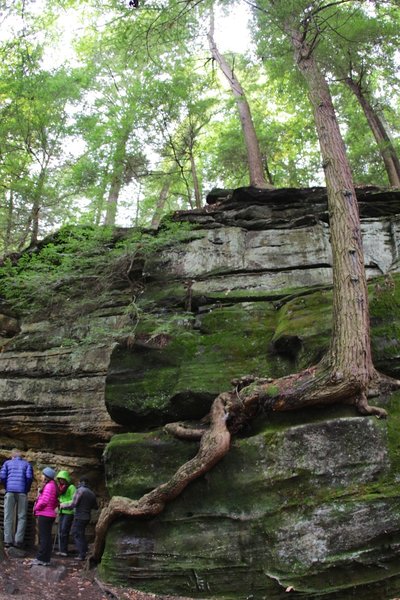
<box><xmin>314</xmin><ymin>3</ymin><xmax>400</xmax><ymax>187</ymax></box>
<box><xmin>138</xmin><ymin>51</ymin><xmax>221</xmax><ymax>216</ymax></box>
<box><xmin>207</xmin><ymin>8</ymin><xmax>274</xmax><ymax>188</ymax></box>
<box><xmin>71</xmin><ymin>27</ymin><xmax>151</xmax><ymax>226</ymax></box>
<box><xmin>92</xmin><ymin>0</ymin><xmax>400</xmax><ymax>561</ymax></box>
<box><xmin>150</xmin><ymin>180</ymin><xmax>171</xmax><ymax>229</ymax></box>
<box><xmin>0</xmin><ymin>38</ymin><xmax>86</xmax><ymax>251</ymax></box>
<box><xmin>344</xmin><ymin>71</ymin><xmax>400</xmax><ymax>187</ymax></box>
<box><xmin>277</xmin><ymin>0</ymin><xmax>373</xmax><ymax>393</ymax></box>
<box><xmin>103</xmin><ymin>108</ymin><xmax>137</xmax><ymax>226</ymax></box>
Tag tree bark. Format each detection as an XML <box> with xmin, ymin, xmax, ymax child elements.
<box><xmin>104</xmin><ymin>127</ymin><xmax>131</xmax><ymax>227</ymax></box>
<box><xmin>207</xmin><ymin>11</ymin><xmax>273</xmax><ymax>189</ymax></box>
<box><xmin>345</xmin><ymin>77</ymin><xmax>400</xmax><ymax>188</ymax></box>
<box><xmin>150</xmin><ymin>181</ymin><xmax>170</xmax><ymax>229</ymax></box>
<box><xmin>104</xmin><ymin>174</ymin><xmax>123</xmax><ymax>227</ymax></box>
<box><xmin>286</xmin><ymin>22</ymin><xmax>375</xmax><ymax>393</ymax></box>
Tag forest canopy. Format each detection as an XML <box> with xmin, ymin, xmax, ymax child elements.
<box><xmin>0</xmin><ymin>0</ymin><xmax>399</xmax><ymax>252</ymax></box>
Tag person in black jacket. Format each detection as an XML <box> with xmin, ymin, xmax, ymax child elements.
<box><xmin>60</xmin><ymin>477</ymin><xmax>98</xmax><ymax>560</ymax></box>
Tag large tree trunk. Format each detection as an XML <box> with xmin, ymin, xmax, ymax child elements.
<box><xmin>104</xmin><ymin>175</ymin><xmax>123</xmax><ymax>227</ymax></box>
<box><xmin>345</xmin><ymin>77</ymin><xmax>400</xmax><ymax>188</ymax></box>
<box><xmin>207</xmin><ymin>11</ymin><xmax>273</xmax><ymax>189</ymax></box>
<box><xmin>287</xmin><ymin>23</ymin><xmax>375</xmax><ymax>391</ymax></box>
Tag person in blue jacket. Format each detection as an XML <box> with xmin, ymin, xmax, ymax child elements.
<box><xmin>0</xmin><ymin>448</ymin><xmax>34</xmax><ymax>548</ymax></box>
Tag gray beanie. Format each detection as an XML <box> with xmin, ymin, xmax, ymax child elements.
<box><xmin>42</xmin><ymin>467</ymin><xmax>56</xmax><ymax>480</ymax></box>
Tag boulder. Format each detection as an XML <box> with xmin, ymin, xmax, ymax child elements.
<box><xmin>99</xmin><ymin>403</ymin><xmax>400</xmax><ymax>597</ymax></box>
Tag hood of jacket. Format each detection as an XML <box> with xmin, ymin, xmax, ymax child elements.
<box><xmin>56</xmin><ymin>470</ymin><xmax>71</xmax><ymax>483</ymax></box>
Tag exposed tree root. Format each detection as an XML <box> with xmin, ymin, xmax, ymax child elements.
<box><xmin>92</xmin><ymin>362</ymin><xmax>400</xmax><ymax>562</ymax></box>
<box><xmin>163</xmin><ymin>421</ymin><xmax>206</xmax><ymax>440</ymax></box>
<box><xmin>92</xmin><ymin>395</ymin><xmax>231</xmax><ymax>561</ymax></box>
<box><xmin>224</xmin><ymin>365</ymin><xmax>400</xmax><ymax>430</ymax></box>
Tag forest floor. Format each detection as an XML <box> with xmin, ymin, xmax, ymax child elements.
<box><xmin>0</xmin><ymin>546</ymin><xmax>194</xmax><ymax>600</ymax></box>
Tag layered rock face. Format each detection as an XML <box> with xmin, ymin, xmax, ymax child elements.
<box><xmin>0</xmin><ymin>328</ymin><xmax>122</xmax><ymax>500</ymax></box>
<box><xmin>2</xmin><ymin>187</ymin><xmax>400</xmax><ymax>597</ymax></box>
<box><xmin>106</xmin><ymin>187</ymin><xmax>400</xmax><ymax>427</ymax></box>
<box><xmin>0</xmin><ymin>283</ymin><xmax>126</xmax><ymax>496</ymax></box>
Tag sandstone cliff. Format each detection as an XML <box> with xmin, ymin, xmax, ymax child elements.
<box><xmin>1</xmin><ymin>186</ymin><xmax>400</xmax><ymax>598</ymax></box>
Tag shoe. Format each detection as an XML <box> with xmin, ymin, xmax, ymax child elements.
<box><xmin>4</xmin><ymin>543</ymin><xmax>12</xmax><ymax>548</ymax></box>
<box><xmin>13</xmin><ymin>542</ymin><xmax>23</xmax><ymax>549</ymax></box>
<box><xmin>76</xmin><ymin>555</ymin><xmax>86</xmax><ymax>561</ymax></box>
<box><xmin>56</xmin><ymin>551</ymin><xmax>68</xmax><ymax>557</ymax></box>
<box><xmin>30</xmin><ymin>559</ymin><xmax>50</xmax><ymax>566</ymax></box>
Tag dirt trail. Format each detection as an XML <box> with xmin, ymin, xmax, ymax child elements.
<box><xmin>0</xmin><ymin>547</ymin><xmax>194</xmax><ymax>600</ymax></box>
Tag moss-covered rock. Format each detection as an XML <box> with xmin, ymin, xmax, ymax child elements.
<box><xmin>105</xmin><ymin>275</ymin><xmax>400</xmax><ymax>430</ymax></box>
<box><xmin>370</xmin><ymin>275</ymin><xmax>400</xmax><ymax>377</ymax></box>
<box><xmin>99</xmin><ymin>400</ymin><xmax>400</xmax><ymax>598</ymax></box>
<box><xmin>105</xmin><ymin>302</ymin><xmax>280</xmax><ymax>428</ymax></box>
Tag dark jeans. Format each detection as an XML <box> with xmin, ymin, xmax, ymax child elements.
<box><xmin>36</xmin><ymin>516</ymin><xmax>55</xmax><ymax>563</ymax></box>
<box><xmin>58</xmin><ymin>513</ymin><xmax>74</xmax><ymax>553</ymax></box>
<box><xmin>72</xmin><ymin>518</ymin><xmax>89</xmax><ymax>559</ymax></box>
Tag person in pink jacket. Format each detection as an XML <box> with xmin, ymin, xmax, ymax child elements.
<box><xmin>31</xmin><ymin>467</ymin><xmax>59</xmax><ymax>566</ymax></box>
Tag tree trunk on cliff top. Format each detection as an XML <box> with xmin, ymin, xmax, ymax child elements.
<box><xmin>288</xmin><ymin>23</ymin><xmax>374</xmax><ymax>391</ymax></box>
<box><xmin>189</xmin><ymin>150</ymin><xmax>202</xmax><ymax>209</ymax></box>
<box><xmin>150</xmin><ymin>180</ymin><xmax>170</xmax><ymax>229</ymax></box>
<box><xmin>92</xmin><ymin>4</ymin><xmax>399</xmax><ymax>563</ymax></box>
<box><xmin>207</xmin><ymin>11</ymin><xmax>273</xmax><ymax>190</ymax></box>
<box><xmin>104</xmin><ymin>126</ymin><xmax>131</xmax><ymax>227</ymax></box>
<box><xmin>345</xmin><ymin>76</ymin><xmax>400</xmax><ymax>188</ymax></box>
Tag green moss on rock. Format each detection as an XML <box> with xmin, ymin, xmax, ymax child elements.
<box><xmin>100</xmin><ymin>405</ymin><xmax>400</xmax><ymax>598</ymax></box>
<box><xmin>104</xmin><ymin>430</ymin><xmax>197</xmax><ymax>498</ymax></box>
<box><xmin>105</xmin><ymin>302</ymin><xmax>281</xmax><ymax>428</ymax></box>
<box><xmin>370</xmin><ymin>275</ymin><xmax>400</xmax><ymax>377</ymax></box>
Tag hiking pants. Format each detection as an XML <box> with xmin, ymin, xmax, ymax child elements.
<box><xmin>4</xmin><ymin>492</ymin><xmax>28</xmax><ymax>546</ymax></box>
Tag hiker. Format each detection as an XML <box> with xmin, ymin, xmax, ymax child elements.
<box><xmin>60</xmin><ymin>477</ymin><xmax>98</xmax><ymax>561</ymax></box>
<box><xmin>0</xmin><ymin>448</ymin><xmax>34</xmax><ymax>549</ymax></box>
<box><xmin>55</xmin><ymin>470</ymin><xmax>76</xmax><ymax>556</ymax></box>
<box><xmin>31</xmin><ymin>467</ymin><xmax>58</xmax><ymax>566</ymax></box>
